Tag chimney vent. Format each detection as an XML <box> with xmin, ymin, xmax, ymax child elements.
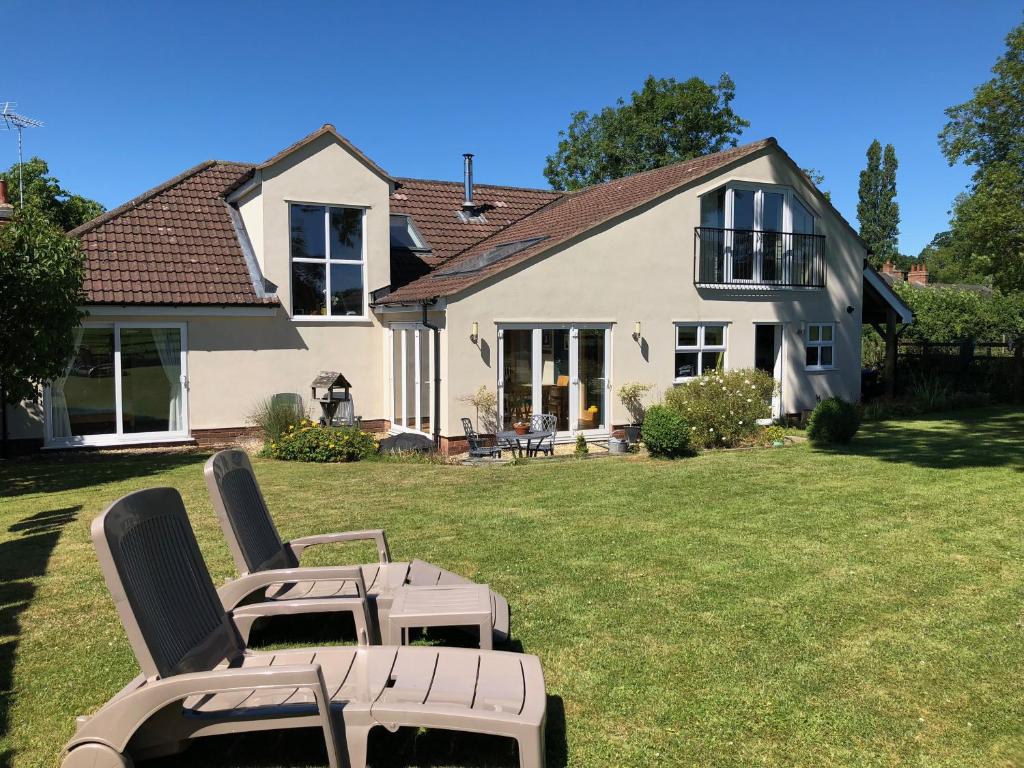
<box><xmin>462</xmin><ymin>153</ymin><xmax>474</xmax><ymax>211</ymax></box>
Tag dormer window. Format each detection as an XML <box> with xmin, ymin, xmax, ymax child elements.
<box><xmin>290</xmin><ymin>203</ymin><xmax>366</xmax><ymax>319</ymax></box>
<box><xmin>389</xmin><ymin>214</ymin><xmax>430</xmax><ymax>252</ymax></box>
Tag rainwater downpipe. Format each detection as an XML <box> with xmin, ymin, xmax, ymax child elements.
<box><xmin>421</xmin><ymin>300</ymin><xmax>442</xmax><ymax>449</ymax></box>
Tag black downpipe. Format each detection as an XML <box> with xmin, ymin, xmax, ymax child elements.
<box><xmin>421</xmin><ymin>301</ymin><xmax>442</xmax><ymax>449</ymax></box>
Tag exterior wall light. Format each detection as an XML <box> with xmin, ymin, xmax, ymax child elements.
<box><xmin>632</xmin><ymin>321</ymin><xmax>642</xmax><ymax>341</ymax></box>
<box><xmin>470</xmin><ymin>321</ymin><xmax>479</xmax><ymax>344</ymax></box>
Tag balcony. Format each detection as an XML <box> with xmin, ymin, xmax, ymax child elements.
<box><xmin>694</xmin><ymin>227</ymin><xmax>826</xmax><ymax>288</ymax></box>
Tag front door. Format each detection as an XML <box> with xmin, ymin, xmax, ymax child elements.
<box><xmin>498</xmin><ymin>325</ymin><xmax>610</xmax><ymax>437</ymax></box>
<box><xmin>389</xmin><ymin>324</ymin><xmax>432</xmax><ymax>435</ymax></box>
<box><xmin>754</xmin><ymin>324</ymin><xmax>782</xmax><ymax>418</ymax></box>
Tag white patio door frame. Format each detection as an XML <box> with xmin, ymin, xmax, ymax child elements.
<box><xmin>44</xmin><ymin>321</ymin><xmax>189</xmax><ymax>448</ymax></box>
<box><xmin>388</xmin><ymin>323</ymin><xmax>433</xmax><ymax>437</ymax></box>
<box><xmin>723</xmin><ymin>183</ymin><xmax>797</xmax><ymax>285</ymax></box>
<box><xmin>497</xmin><ymin>323</ymin><xmax>612</xmax><ymax>440</ymax></box>
<box><xmin>753</xmin><ymin>322</ymin><xmax>785</xmax><ymax>419</ymax></box>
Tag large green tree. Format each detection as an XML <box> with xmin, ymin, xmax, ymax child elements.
<box><xmin>543</xmin><ymin>74</ymin><xmax>749</xmax><ymax>191</ymax></box>
<box><xmin>0</xmin><ymin>157</ymin><xmax>104</xmax><ymax>231</ymax></box>
<box><xmin>856</xmin><ymin>139</ymin><xmax>900</xmax><ymax>266</ymax></box>
<box><xmin>0</xmin><ymin>205</ymin><xmax>85</xmax><ymax>454</ymax></box>
<box><xmin>939</xmin><ymin>20</ymin><xmax>1024</xmax><ymax>294</ymax></box>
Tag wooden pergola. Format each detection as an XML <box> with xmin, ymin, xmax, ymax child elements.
<box><xmin>863</xmin><ymin>264</ymin><xmax>915</xmax><ymax>396</ymax></box>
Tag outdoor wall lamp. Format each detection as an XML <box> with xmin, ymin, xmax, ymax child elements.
<box><xmin>632</xmin><ymin>321</ymin><xmax>642</xmax><ymax>341</ymax></box>
<box><xmin>847</xmin><ymin>305</ymin><xmax>856</xmax><ymax>314</ymax></box>
<box><xmin>470</xmin><ymin>321</ymin><xmax>479</xmax><ymax>344</ymax></box>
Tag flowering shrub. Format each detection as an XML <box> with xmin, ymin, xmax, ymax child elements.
<box><xmin>663</xmin><ymin>368</ymin><xmax>775</xmax><ymax>449</ymax></box>
<box><xmin>268</xmin><ymin>420</ymin><xmax>376</xmax><ymax>462</ymax></box>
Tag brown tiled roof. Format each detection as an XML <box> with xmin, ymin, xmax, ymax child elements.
<box><xmin>390</xmin><ymin>179</ymin><xmax>562</xmax><ymax>262</ymax></box>
<box><xmin>72</xmin><ymin>161</ymin><xmax>278</xmax><ymax>306</ymax></box>
<box><xmin>378</xmin><ymin>139</ymin><xmax>776</xmax><ymax>304</ymax></box>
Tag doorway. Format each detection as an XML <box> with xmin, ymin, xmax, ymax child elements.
<box><xmin>754</xmin><ymin>324</ymin><xmax>783</xmax><ymax>418</ymax></box>
<box><xmin>498</xmin><ymin>324</ymin><xmax>611</xmax><ymax>437</ymax></box>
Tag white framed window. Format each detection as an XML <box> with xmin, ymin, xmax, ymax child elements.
<box><xmin>674</xmin><ymin>323</ymin><xmax>727</xmax><ymax>381</ymax></box>
<box><xmin>805</xmin><ymin>323</ymin><xmax>835</xmax><ymax>370</ymax></box>
<box><xmin>290</xmin><ymin>203</ymin><xmax>367</xmax><ymax>319</ymax></box>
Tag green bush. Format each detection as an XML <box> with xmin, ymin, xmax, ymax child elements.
<box><xmin>806</xmin><ymin>397</ymin><xmax>861</xmax><ymax>445</ymax></box>
<box><xmin>269</xmin><ymin>423</ymin><xmax>376</xmax><ymax>462</ymax></box>
<box><xmin>764</xmin><ymin>425</ymin><xmax>786</xmax><ymax>444</ymax></box>
<box><xmin>640</xmin><ymin>405</ymin><xmax>692</xmax><ymax>458</ymax></box>
<box><xmin>574</xmin><ymin>433</ymin><xmax>589</xmax><ymax>457</ymax></box>
<box><xmin>250</xmin><ymin>396</ymin><xmax>305</xmax><ymax>443</ymax></box>
<box><xmin>664</xmin><ymin>368</ymin><xmax>775</xmax><ymax>449</ymax></box>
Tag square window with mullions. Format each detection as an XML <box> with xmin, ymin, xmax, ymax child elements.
<box><xmin>674</xmin><ymin>323</ymin><xmax>727</xmax><ymax>381</ymax></box>
<box><xmin>805</xmin><ymin>322</ymin><xmax>836</xmax><ymax>370</ymax></box>
<box><xmin>290</xmin><ymin>204</ymin><xmax>365</xmax><ymax>317</ymax></box>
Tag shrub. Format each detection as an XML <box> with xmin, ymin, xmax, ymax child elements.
<box><xmin>250</xmin><ymin>396</ymin><xmax>305</xmax><ymax>443</ymax></box>
<box><xmin>908</xmin><ymin>372</ymin><xmax>952</xmax><ymax>412</ymax></box>
<box><xmin>663</xmin><ymin>368</ymin><xmax>775</xmax><ymax>449</ymax></box>
<box><xmin>269</xmin><ymin>422</ymin><xmax>376</xmax><ymax>462</ymax></box>
<box><xmin>574</xmin><ymin>434</ymin><xmax>589</xmax><ymax>457</ymax></box>
<box><xmin>806</xmin><ymin>397</ymin><xmax>861</xmax><ymax>445</ymax></box>
<box><xmin>764</xmin><ymin>425</ymin><xmax>786</xmax><ymax>444</ymax></box>
<box><xmin>641</xmin><ymin>405</ymin><xmax>692</xmax><ymax>458</ymax></box>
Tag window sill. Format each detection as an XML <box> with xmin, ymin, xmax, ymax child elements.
<box><xmin>44</xmin><ymin>434</ymin><xmax>194</xmax><ymax>449</ymax></box>
<box><xmin>805</xmin><ymin>366</ymin><xmax>837</xmax><ymax>374</ymax></box>
<box><xmin>291</xmin><ymin>315</ymin><xmax>372</xmax><ymax>324</ymax></box>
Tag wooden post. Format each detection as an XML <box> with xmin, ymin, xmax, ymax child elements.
<box><xmin>1014</xmin><ymin>335</ymin><xmax>1023</xmax><ymax>403</ymax></box>
<box><xmin>884</xmin><ymin>308</ymin><xmax>897</xmax><ymax>398</ymax></box>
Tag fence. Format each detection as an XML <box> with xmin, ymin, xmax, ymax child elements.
<box><xmin>895</xmin><ymin>340</ymin><xmax>1021</xmax><ymax>400</ymax></box>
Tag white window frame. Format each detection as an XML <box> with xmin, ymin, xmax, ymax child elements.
<box><xmin>703</xmin><ymin>182</ymin><xmax>818</xmax><ymax>285</ymax></box>
<box><xmin>289</xmin><ymin>202</ymin><xmax>368</xmax><ymax>322</ymax></box>
<box><xmin>805</xmin><ymin>322</ymin><xmax>836</xmax><ymax>371</ymax></box>
<box><xmin>673</xmin><ymin>322</ymin><xmax>728</xmax><ymax>382</ymax></box>
<box><xmin>43</xmin><ymin>321</ymin><xmax>189</xmax><ymax>448</ymax></box>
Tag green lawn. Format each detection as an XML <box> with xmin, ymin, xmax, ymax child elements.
<box><xmin>2</xmin><ymin>408</ymin><xmax>1023</xmax><ymax>767</ymax></box>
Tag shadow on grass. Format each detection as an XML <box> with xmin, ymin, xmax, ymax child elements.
<box><xmin>148</xmin><ymin>695</ymin><xmax>567</xmax><ymax>768</ymax></box>
<box><xmin>823</xmin><ymin>407</ymin><xmax>1024</xmax><ymax>470</ymax></box>
<box><xmin>0</xmin><ymin>505</ymin><xmax>80</xmax><ymax>768</ymax></box>
<box><xmin>0</xmin><ymin>451</ymin><xmax>208</xmax><ymax>499</ymax></box>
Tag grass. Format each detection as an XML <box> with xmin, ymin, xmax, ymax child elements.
<box><xmin>2</xmin><ymin>406</ymin><xmax>1024</xmax><ymax>767</ymax></box>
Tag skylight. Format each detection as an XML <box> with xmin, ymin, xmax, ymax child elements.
<box><xmin>435</xmin><ymin>236</ymin><xmax>549</xmax><ymax>276</ymax></box>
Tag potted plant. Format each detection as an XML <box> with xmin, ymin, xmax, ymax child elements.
<box><xmin>513</xmin><ymin>420</ymin><xmax>530</xmax><ymax>436</ymax></box>
<box><xmin>617</xmin><ymin>382</ymin><xmax>653</xmax><ymax>443</ymax></box>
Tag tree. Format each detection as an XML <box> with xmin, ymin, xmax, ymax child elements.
<box><xmin>543</xmin><ymin>74</ymin><xmax>750</xmax><ymax>191</ymax></box>
<box><xmin>938</xmin><ymin>20</ymin><xmax>1024</xmax><ymax>294</ymax></box>
<box><xmin>800</xmin><ymin>168</ymin><xmax>831</xmax><ymax>202</ymax></box>
<box><xmin>856</xmin><ymin>140</ymin><xmax>900</xmax><ymax>266</ymax></box>
<box><xmin>0</xmin><ymin>205</ymin><xmax>85</xmax><ymax>455</ymax></box>
<box><xmin>0</xmin><ymin>157</ymin><xmax>104</xmax><ymax>231</ymax></box>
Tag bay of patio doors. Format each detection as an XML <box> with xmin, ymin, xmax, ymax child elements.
<box><xmin>498</xmin><ymin>325</ymin><xmax>610</xmax><ymax>437</ymax></box>
<box><xmin>389</xmin><ymin>324</ymin><xmax>432</xmax><ymax>436</ymax></box>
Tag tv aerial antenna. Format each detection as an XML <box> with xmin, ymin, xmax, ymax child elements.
<box><xmin>1</xmin><ymin>102</ymin><xmax>44</xmax><ymax>206</ymax></box>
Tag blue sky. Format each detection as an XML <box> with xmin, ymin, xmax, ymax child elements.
<box><xmin>4</xmin><ymin>1</ymin><xmax>1020</xmax><ymax>254</ymax></box>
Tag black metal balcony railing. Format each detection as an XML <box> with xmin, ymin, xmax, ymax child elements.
<box><xmin>694</xmin><ymin>227</ymin><xmax>826</xmax><ymax>288</ymax></box>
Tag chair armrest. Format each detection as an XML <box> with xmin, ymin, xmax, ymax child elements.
<box><xmin>218</xmin><ymin>565</ymin><xmax>367</xmax><ymax>610</ymax></box>
<box><xmin>69</xmin><ymin>664</ymin><xmax>339</xmax><ymax>756</ymax></box>
<box><xmin>231</xmin><ymin>597</ymin><xmax>375</xmax><ymax>645</ymax></box>
<box><xmin>287</xmin><ymin>529</ymin><xmax>391</xmax><ymax>564</ymax></box>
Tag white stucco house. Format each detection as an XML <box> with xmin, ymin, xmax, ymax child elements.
<box><xmin>7</xmin><ymin>125</ymin><xmax>911</xmax><ymax>453</ymax></box>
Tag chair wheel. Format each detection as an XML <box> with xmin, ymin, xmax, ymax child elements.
<box><xmin>62</xmin><ymin>743</ymin><xmax>134</xmax><ymax>768</ymax></box>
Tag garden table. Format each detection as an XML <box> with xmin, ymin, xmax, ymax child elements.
<box><xmin>499</xmin><ymin>430</ymin><xmax>555</xmax><ymax>458</ymax></box>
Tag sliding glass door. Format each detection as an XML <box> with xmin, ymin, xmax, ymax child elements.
<box><xmin>46</xmin><ymin>323</ymin><xmax>188</xmax><ymax>446</ymax></box>
<box><xmin>498</xmin><ymin>324</ymin><xmax>611</xmax><ymax>437</ymax></box>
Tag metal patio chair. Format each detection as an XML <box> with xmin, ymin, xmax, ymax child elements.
<box><xmin>462</xmin><ymin>417</ymin><xmax>501</xmax><ymax>459</ymax></box>
<box><xmin>61</xmin><ymin>487</ymin><xmax>547</xmax><ymax>768</ymax></box>
<box><xmin>529</xmin><ymin>413</ymin><xmax>557</xmax><ymax>456</ymax></box>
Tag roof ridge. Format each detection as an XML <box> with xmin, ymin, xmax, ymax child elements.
<box><xmin>256</xmin><ymin>124</ymin><xmax>394</xmax><ymax>183</ymax></box>
<box><xmin>394</xmin><ymin>176</ymin><xmax>562</xmax><ymax>195</ymax></box>
<box><xmin>69</xmin><ymin>160</ymin><xmax>229</xmax><ymax>238</ymax></box>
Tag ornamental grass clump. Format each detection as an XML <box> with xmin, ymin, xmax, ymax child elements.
<box><xmin>663</xmin><ymin>368</ymin><xmax>775</xmax><ymax>449</ymax></box>
<box><xmin>269</xmin><ymin>420</ymin><xmax>376</xmax><ymax>462</ymax></box>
